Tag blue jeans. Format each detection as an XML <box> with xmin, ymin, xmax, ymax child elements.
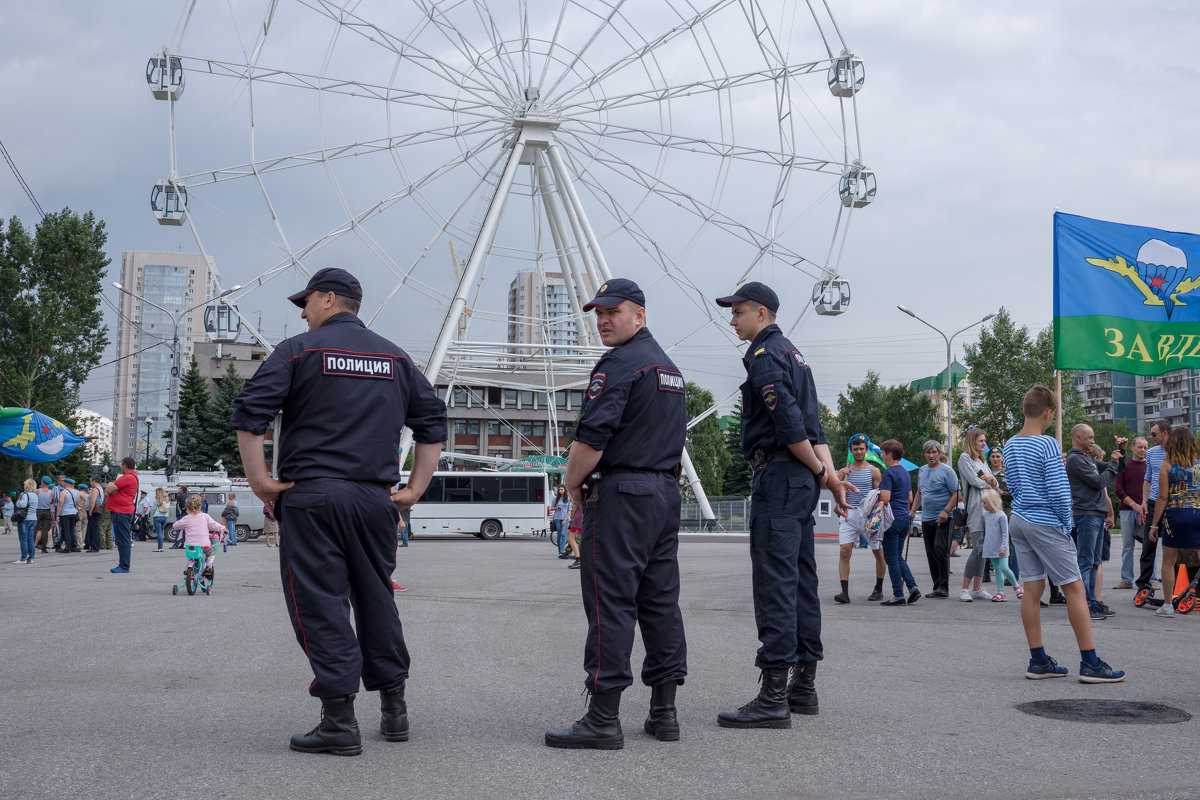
<box><xmin>883</xmin><ymin>516</ymin><xmax>917</xmax><ymax>599</ymax></box>
<box><xmin>555</xmin><ymin>518</ymin><xmax>568</xmax><ymax>553</ymax></box>
<box><xmin>226</xmin><ymin>519</ymin><xmax>238</xmax><ymax>545</ymax></box>
<box><xmin>399</xmin><ymin>523</ymin><xmax>409</xmax><ymax>546</ymax></box>
<box><xmin>1118</xmin><ymin>508</ymin><xmax>1138</xmax><ymax>585</ymax></box>
<box><xmin>111</xmin><ymin>512</ymin><xmax>132</xmax><ymax>570</ymax></box>
<box><xmin>1075</xmin><ymin>515</ymin><xmax>1105</xmax><ymax>607</ymax></box>
<box><xmin>154</xmin><ymin>515</ymin><xmax>167</xmax><ymax>549</ymax></box>
<box><xmin>18</xmin><ymin>519</ymin><xmax>35</xmax><ymax>560</ymax></box>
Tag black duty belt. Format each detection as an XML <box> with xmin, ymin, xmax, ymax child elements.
<box><xmin>603</xmin><ymin>467</ymin><xmax>678</xmax><ymax>478</ymax></box>
<box><xmin>751</xmin><ymin>447</ymin><xmax>799</xmax><ymax>471</ymax></box>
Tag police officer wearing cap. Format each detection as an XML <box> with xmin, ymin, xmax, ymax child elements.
<box><xmin>231</xmin><ymin>267</ymin><xmax>447</xmax><ymax>756</ymax></box>
<box><xmin>545</xmin><ymin>278</ymin><xmax>688</xmax><ymax>750</ymax></box>
<box><xmin>713</xmin><ymin>281</ymin><xmax>848</xmax><ymax>729</ymax></box>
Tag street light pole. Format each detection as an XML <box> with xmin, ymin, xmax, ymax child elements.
<box><xmin>897</xmin><ymin>306</ymin><xmax>997</xmax><ymax>459</ymax></box>
<box><xmin>113</xmin><ymin>282</ymin><xmax>240</xmax><ymax>479</ymax></box>
<box><xmin>144</xmin><ymin>418</ymin><xmax>153</xmax><ymax>467</ymax></box>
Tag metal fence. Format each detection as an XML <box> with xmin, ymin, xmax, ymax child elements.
<box><xmin>680</xmin><ymin>496</ymin><xmax>750</xmax><ymax>533</ymax></box>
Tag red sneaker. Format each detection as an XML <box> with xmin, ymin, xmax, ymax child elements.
<box><xmin>391</xmin><ymin>581</ymin><xmax>406</xmax><ymax>592</ymax></box>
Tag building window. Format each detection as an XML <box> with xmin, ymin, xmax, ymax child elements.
<box><xmin>453</xmin><ymin>420</ymin><xmax>480</xmax><ymax>436</ymax></box>
<box><xmin>453</xmin><ymin>386</ymin><xmax>468</xmax><ymax>406</ymax></box>
<box><xmin>503</xmin><ymin>389</ymin><xmax>517</xmax><ymax>408</ymax></box>
<box><xmin>487</xmin><ymin>421</ymin><xmax>511</xmax><ymax>437</ymax></box>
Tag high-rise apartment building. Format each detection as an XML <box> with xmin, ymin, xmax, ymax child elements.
<box><xmin>74</xmin><ymin>409</ymin><xmax>113</xmax><ymax>460</ymax></box>
<box><xmin>111</xmin><ymin>252</ymin><xmax>218</xmax><ymax>459</ymax></box>
<box><xmin>1075</xmin><ymin>370</ymin><xmax>1140</xmax><ymax>427</ymax></box>
<box><xmin>506</xmin><ymin>270</ymin><xmax>579</xmax><ymax>353</ymax></box>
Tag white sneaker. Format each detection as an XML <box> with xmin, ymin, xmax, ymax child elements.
<box><xmin>1155</xmin><ymin>603</ymin><xmax>1174</xmax><ymax>617</ymax></box>
<box><xmin>971</xmin><ymin>589</ymin><xmax>993</xmax><ymax>600</ymax></box>
<box><xmin>959</xmin><ymin>588</ymin><xmax>973</xmax><ymax>602</ymax></box>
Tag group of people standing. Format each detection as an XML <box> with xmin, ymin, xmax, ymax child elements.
<box><xmin>5</xmin><ymin>474</ymin><xmax>109</xmax><ymax>561</ymax></box>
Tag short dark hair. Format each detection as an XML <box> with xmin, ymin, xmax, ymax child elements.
<box><xmin>335</xmin><ymin>293</ymin><xmax>361</xmax><ymax>315</ymax></box>
<box><xmin>1151</xmin><ymin>418</ymin><xmax>1171</xmax><ymax>435</ymax></box>
<box><xmin>120</xmin><ymin>456</ymin><xmax>136</xmax><ymax>470</ymax></box>
<box><xmin>880</xmin><ymin>439</ymin><xmax>904</xmax><ymax>459</ymax></box>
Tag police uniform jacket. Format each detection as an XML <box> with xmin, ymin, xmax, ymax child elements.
<box><xmin>230</xmin><ymin>312</ymin><xmax>447</xmax><ymax>485</ymax></box>
<box><xmin>740</xmin><ymin>324</ymin><xmax>826</xmax><ymax>460</ymax></box>
<box><xmin>573</xmin><ymin>327</ymin><xmax>686</xmax><ymax>472</ymax></box>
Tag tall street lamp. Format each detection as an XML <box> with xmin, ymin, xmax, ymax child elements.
<box><xmin>113</xmin><ymin>282</ymin><xmax>240</xmax><ymax>478</ymax></box>
<box><xmin>897</xmin><ymin>305</ymin><xmax>996</xmax><ymax>458</ymax></box>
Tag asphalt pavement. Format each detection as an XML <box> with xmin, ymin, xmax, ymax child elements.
<box><xmin>1</xmin><ymin>532</ymin><xmax>1196</xmax><ymax>800</ymax></box>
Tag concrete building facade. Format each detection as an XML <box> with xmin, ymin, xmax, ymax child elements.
<box><xmin>111</xmin><ymin>252</ymin><xmax>218</xmax><ymax>459</ymax></box>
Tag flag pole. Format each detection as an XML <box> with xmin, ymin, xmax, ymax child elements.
<box><xmin>1054</xmin><ymin>370</ymin><xmax>1063</xmax><ymax>446</ymax></box>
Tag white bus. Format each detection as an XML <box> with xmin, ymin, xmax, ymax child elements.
<box><xmin>404</xmin><ymin>471</ymin><xmax>551</xmax><ymax>539</ymax></box>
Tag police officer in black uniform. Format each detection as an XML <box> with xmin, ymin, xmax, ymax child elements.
<box><xmin>545</xmin><ymin>278</ymin><xmax>688</xmax><ymax>750</ymax></box>
<box><xmin>713</xmin><ymin>282</ymin><xmax>848</xmax><ymax>729</ymax></box>
<box><xmin>231</xmin><ymin>268</ymin><xmax>447</xmax><ymax>756</ymax></box>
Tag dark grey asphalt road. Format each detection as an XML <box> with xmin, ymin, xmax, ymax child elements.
<box><xmin>1</xmin><ymin>533</ymin><xmax>1195</xmax><ymax>800</ymax></box>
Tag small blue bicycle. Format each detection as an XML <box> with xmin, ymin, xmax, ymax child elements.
<box><xmin>171</xmin><ymin>542</ymin><xmax>216</xmax><ymax>596</ymax></box>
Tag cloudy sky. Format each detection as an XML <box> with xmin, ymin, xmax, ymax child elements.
<box><xmin>2</xmin><ymin>0</ymin><xmax>1198</xmax><ymax>423</ymax></box>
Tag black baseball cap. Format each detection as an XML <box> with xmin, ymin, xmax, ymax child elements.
<box><xmin>287</xmin><ymin>267</ymin><xmax>363</xmax><ymax>308</ymax></box>
<box><xmin>715</xmin><ymin>281</ymin><xmax>780</xmax><ymax>313</ymax></box>
<box><xmin>583</xmin><ymin>278</ymin><xmax>646</xmax><ymax>311</ymax></box>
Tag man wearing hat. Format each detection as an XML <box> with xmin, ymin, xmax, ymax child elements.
<box><xmin>545</xmin><ymin>278</ymin><xmax>688</xmax><ymax>750</ymax></box>
<box><xmin>34</xmin><ymin>476</ymin><xmax>56</xmax><ymax>554</ymax></box>
<box><xmin>713</xmin><ymin>281</ymin><xmax>846</xmax><ymax>729</ymax></box>
<box><xmin>232</xmin><ymin>267</ymin><xmax>447</xmax><ymax>756</ymax></box>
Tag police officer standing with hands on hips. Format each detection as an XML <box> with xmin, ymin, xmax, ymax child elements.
<box><xmin>545</xmin><ymin>278</ymin><xmax>689</xmax><ymax>750</ymax></box>
<box><xmin>231</xmin><ymin>268</ymin><xmax>447</xmax><ymax>756</ymax></box>
<box><xmin>714</xmin><ymin>281</ymin><xmax>848</xmax><ymax>729</ymax></box>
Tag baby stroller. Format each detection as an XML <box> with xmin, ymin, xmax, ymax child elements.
<box><xmin>171</xmin><ymin>534</ymin><xmax>221</xmax><ymax>596</ymax></box>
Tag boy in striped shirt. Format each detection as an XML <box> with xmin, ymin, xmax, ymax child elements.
<box><xmin>1004</xmin><ymin>385</ymin><xmax>1124</xmax><ymax>683</ymax></box>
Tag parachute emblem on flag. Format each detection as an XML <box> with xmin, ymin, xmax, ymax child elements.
<box><xmin>1086</xmin><ymin>239</ymin><xmax>1200</xmax><ymax>320</ymax></box>
<box><xmin>0</xmin><ymin>407</ymin><xmax>88</xmax><ymax>463</ymax></box>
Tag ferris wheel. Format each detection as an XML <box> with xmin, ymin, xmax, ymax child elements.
<box><xmin>145</xmin><ymin>0</ymin><xmax>870</xmax><ymax>514</ymax></box>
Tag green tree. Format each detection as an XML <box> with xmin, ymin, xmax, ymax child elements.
<box><xmin>684</xmin><ymin>381</ymin><xmax>728</xmax><ymax>499</ymax></box>
<box><xmin>172</xmin><ymin>356</ymin><xmax>217</xmax><ymax>470</ymax></box>
<box><xmin>957</xmin><ymin>307</ymin><xmax>1086</xmax><ymax>445</ymax></box>
<box><xmin>827</xmin><ymin>371</ymin><xmax>942</xmax><ymax>465</ymax></box>
<box><xmin>721</xmin><ymin>398</ymin><xmax>752</xmax><ymax>496</ymax></box>
<box><xmin>0</xmin><ymin>210</ymin><xmax>109</xmax><ymax>487</ymax></box>
<box><xmin>208</xmin><ymin>362</ymin><xmax>246</xmax><ymax>476</ymax></box>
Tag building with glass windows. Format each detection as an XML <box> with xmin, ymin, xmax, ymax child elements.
<box><xmin>1075</xmin><ymin>370</ymin><xmax>1141</xmax><ymax>428</ymax></box>
<box><xmin>111</xmin><ymin>252</ymin><xmax>218</xmax><ymax>460</ymax></box>
<box><xmin>506</xmin><ymin>270</ymin><xmax>579</xmax><ymax>355</ymax></box>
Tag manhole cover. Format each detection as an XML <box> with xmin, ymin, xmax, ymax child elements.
<box><xmin>1016</xmin><ymin>699</ymin><xmax>1191</xmax><ymax>725</ymax></box>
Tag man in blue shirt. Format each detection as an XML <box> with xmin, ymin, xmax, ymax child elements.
<box><xmin>233</xmin><ymin>267</ymin><xmax>447</xmax><ymax>755</ymax></box>
<box><xmin>545</xmin><ymin>279</ymin><xmax>688</xmax><ymax>750</ymax></box>
<box><xmin>912</xmin><ymin>440</ymin><xmax>960</xmax><ymax>597</ymax></box>
<box><xmin>711</xmin><ymin>282</ymin><xmax>848</xmax><ymax>729</ymax></box>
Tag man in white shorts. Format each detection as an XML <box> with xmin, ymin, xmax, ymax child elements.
<box><xmin>834</xmin><ymin>434</ymin><xmax>885</xmax><ymax>603</ymax></box>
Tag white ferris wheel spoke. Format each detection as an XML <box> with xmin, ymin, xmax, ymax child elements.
<box><xmin>546</xmin><ymin>0</ymin><xmax>738</xmax><ymax>109</ymax></box>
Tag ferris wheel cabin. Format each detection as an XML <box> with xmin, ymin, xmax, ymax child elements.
<box><xmin>839</xmin><ymin>162</ymin><xmax>876</xmax><ymax>208</ymax></box>
<box><xmin>146</xmin><ymin>53</ymin><xmax>185</xmax><ymax>101</ymax></box>
<box><xmin>827</xmin><ymin>53</ymin><xmax>864</xmax><ymax>97</ymax></box>
<box><xmin>150</xmin><ymin>180</ymin><xmax>187</xmax><ymax>225</ymax></box>
<box><xmin>812</xmin><ymin>280</ymin><xmax>851</xmax><ymax>316</ymax></box>
<box><xmin>204</xmin><ymin>303</ymin><xmax>241</xmax><ymax>343</ymax></box>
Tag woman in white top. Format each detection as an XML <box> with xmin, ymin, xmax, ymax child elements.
<box><xmin>957</xmin><ymin>428</ymin><xmax>998</xmax><ymax>601</ymax></box>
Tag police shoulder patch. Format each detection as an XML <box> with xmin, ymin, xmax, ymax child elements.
<box><xmin>322</xmin><ymin>351</ymin><xmax>394</xmax><ymax>379</ymax></box>
<box><xmin>588</xmin><ymin>372</ymin><xmax>606</xmax><ymax>399</ymax></box>
<box><xmin>789</xmin><ymin>350</ymin><xmax>808</xmax><ymax>368</ymax></box>
<box><xmin>656</xmin><ymin>367</ymin><xmax>685</xmax><ymax>393</ymax></box>
<box><xmin>761</xmin><ymin>383</ymin><xmax>778</xmax><ymax>411</ymax></box>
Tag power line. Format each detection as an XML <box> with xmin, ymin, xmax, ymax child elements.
<box><xmin>0</xmin><ymin>136</ymin><xmax>45</xmax><ymax>218</ymax></box>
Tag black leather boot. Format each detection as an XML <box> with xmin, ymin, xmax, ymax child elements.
<box><xmin>289</xmin><ymin>694</ymin><xmax>363</xmax><ymax>756</ymax></box>
<box><xmin>545</xmin><ymin>690</ymin><xmax>624</xmax><ymax>749</ymax></box>
<box><xmin>787</xmin><ymin>661</ymin><xmax>819</xmax><ymax>715</ymax></box>
<box><xmin>716</xmin><ymin>669</ymin><xmax>791</xmax><ymax>729</ymax></box>
<box><xmin>643</xmin><ymin>683</ymin><xmax>680</xmax><ymax>742</ymax></box>
<box><xmin>380</xmin><ymin>683</ymin><xmax>409</xmax><ymax>742</ymax></box>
